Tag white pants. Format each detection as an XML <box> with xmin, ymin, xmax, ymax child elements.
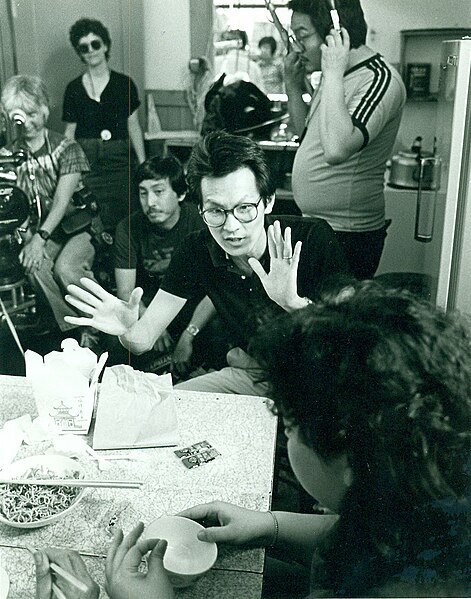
<box><xmin>175</xmin><ymin>347</ymin><xmax>269</xmax><ymax>397</ymax></box>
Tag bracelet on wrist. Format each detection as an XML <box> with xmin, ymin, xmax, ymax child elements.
<box><xmin>267</xmin><ymin>511</ymin><xmax>279</xmax><ymax>548</ymax></box>
<box><xmin>185</xmin><ymin>324</ymin><xmax>200</xmax><ymax>337</ymax></box>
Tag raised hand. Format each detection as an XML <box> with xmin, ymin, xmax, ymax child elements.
<box><xmin>64</xmin><ymin>277</ymin><xmax>143</xmax><ymax>335</ymax></box>
<box><xmin>321</xmin><ymin>27</ymin><xmax>350</xmax><ymax>77</ymax></box>
<box><xmin>177</xmin><ymin>501</ymin><xmax>275</xmax><ymax>547</ymax></box>
<box><xmin>284</xmin><ymin>51</ymin><xmax>306</xmax><ymax>90</ymax></box>
<box><xmin>105</xmin><ymin>522</ymin><xmax>174</xmax><ymax>599</ymax></box>
<box><xmin>248</xmin><ymin>220</ymin><xmax>303</xmax><ymax>311</ymax></box>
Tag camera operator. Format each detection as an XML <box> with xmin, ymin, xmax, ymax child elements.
<box><xmin>0</xmin><ymin>75</ymin><xmax>96</xmax><ymax>335</ymax></box>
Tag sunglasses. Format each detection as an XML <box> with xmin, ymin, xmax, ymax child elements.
<box><xmin>77</xmin><ymin>40</ymin><xmax>102</xmax><ymax>54</ymax></box>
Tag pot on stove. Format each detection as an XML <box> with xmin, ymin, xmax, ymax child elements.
<box><xmin>389</xmin><ymin>136</ymin><xmax>440</xmax><ymax>190</ymax></box>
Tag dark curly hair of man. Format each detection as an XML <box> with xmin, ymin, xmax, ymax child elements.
<box><xmin>251</xmin><ymin>282</ymin><xmax>471</xmax><ymax>597</ymax></box>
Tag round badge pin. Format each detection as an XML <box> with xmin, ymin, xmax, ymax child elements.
<box><xmin>100</xmin><ymin>129</ymin><xmax>112</xmax><ymax>141</ymax></box>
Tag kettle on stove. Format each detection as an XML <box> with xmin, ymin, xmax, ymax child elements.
<box><xmin>388</xmin><ymin>137</ymin><xmax>442</xmax><ymax>243</ymax></box>
<box><xmin>389</xmin><ymin>136</ymin><xmax>440</xmax><ymax>190</ymax></box>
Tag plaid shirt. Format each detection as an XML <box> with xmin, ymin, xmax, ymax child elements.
<box><xmin>0</xmin><ymin>128</ymin><xmax>89</xmax><ymax>215</ymax></box>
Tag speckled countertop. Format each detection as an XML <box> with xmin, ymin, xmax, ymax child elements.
<box><xmin>0</xmin><ymin>375</ymin><xmax>277</xmax><ymax>598</ymax></box>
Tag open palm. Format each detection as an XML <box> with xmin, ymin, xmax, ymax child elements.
<box><xmin>248</xmin><ymin>221</ymin><xmax>302</xmax><ymax>310</ymax></box>
<box><xmin>64</xmin><ymin>277</ymin><xmax>143</xmax><ymax>336</ymax></box>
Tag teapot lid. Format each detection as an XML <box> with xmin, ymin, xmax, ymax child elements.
<box><xmin>397</xmin><ymin>149</ymin><xmax>433</xmax><ymax>159</ymax></box>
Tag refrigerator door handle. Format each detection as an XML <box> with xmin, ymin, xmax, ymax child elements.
<box><xmin>414</xmin><ymin>156</ymin><xmax>441</xmax><ymax>242</ymax></box>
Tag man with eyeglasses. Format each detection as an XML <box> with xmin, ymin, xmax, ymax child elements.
<box><xmin>285</xmin><ymin>0</ymin><xmax>406</xmax><ymax>280</ymax></box>
<box><xmin>64</xmin><ymin>132</ymin><xmax>349</xmax><ymax>395</ymax></box>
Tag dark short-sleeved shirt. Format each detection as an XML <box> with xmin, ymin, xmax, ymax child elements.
<box><xmin>160</xmin><ymin>215</ymin><xmax>349</xmax><ymax>350</ymax></box>
<box><xmin>62</xmin><ymin>70</ymin><xmax>140</xmax><ymax>139</ymax></box>
<box><xmin>113</xmin><ymin>202</ymin><xmax>205</xmax><ymax>306</ymax></box>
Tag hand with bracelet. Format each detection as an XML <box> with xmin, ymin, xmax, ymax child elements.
<box><xmin>177</xmin><ymin>501</ymin><xmax>278</xmax><ymax>547</ymax></box>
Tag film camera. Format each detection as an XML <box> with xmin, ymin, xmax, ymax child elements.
<box><xmin>0</xmin><ymin>150</ymin><xmax>37</xmax><ymax>315</ymax></box>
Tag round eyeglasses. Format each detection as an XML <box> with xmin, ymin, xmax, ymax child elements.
<box><xmin>200</xmin><ymin>197</ymin><xmax>263</xmax><ymax>227</ymax></box>
<box><xmin>77</xmin><ymin>40</ymin><xmax>102</xmax><ymax>54</ymax></box>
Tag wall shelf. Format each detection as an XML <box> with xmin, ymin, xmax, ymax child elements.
<box><xmin>400</xmin><ymin>28</ymin><xmax>471</xmax><ymax>97</ymax></box>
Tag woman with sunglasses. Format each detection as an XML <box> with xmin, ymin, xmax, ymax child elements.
<box><xmin>62</xmin><ymin>18</ymin><xmax>145</xmax><ymax>233</ymax></box>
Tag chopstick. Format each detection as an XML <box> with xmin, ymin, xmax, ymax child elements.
<box><xmin>0</xmin><ymin>542</ymin><xmax>106</xmax><ymax>559</ymax></box>
<box><xmin>0</xmin><ymin>478</ymin><xmax>143</xmax><ymax>489</ymax></box>
<box><xmin>50</xmin><ymin>563</ymin><xmax>88</xmax><ymax>592</ymax></box>
<box><xmin>52</xmin><ymin>583</ymin><xmax>67</xmax><ymax>599</ymax></box>
<box><xmin>22</xmin><ymin>544</ymin><xmax>90</xmax><ymax>594</ymax></box>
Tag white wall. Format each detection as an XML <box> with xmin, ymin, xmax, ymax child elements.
<box><xmin>143</xmin><ymin>0</ymin><xmax>191</xmax><ymax>90</ymax></box>
<box><xmin>362</xmin><ymin>0</ymin><xmax>471</xmax><ymax>63</ymax></box>
<box><xmin>9</xmin><ymin>0</ymin><xmax>144</xmax><ymax>131</ymax></box>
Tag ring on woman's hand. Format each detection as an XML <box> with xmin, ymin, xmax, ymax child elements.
<box><xmin>283</xmin><ymin>256</ymin><xmax>293</xmax><ymax>261</ymax></box>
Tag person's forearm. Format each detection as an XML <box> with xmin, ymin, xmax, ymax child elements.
<box><xmin>319</xmin><ymin>73</ymin><xmax>357</xmax><ymax>163</ymax></box>
<box><xmin>128</xmin><ymin>121</ymin><xmax>146</xmax><ymax>164</ymax></box>
<box><xmin>118</xmin><ymin>317</ymin><xmax>156</xmax><ymax>355</ymax></box>
<box><xmin>64</xmin><ymin>122</ymin><xmax>77</xmax><ymax>140</ymax></box>
<box><xmin>39</xmin><ymin>200</ymin><xmax>69</xmax><ymax>234</ymax></box>
<box><xmin>286</xmin><ymin>85</ymin><xmax>308</xmax><ymax>137</ymax></box>
<box><xmin>185</xmin><ymin>296</ymin><xmax>216</xmax><ymax>331</ymax></box>
<box><xmin>40</xmin><ymin>173</ymin><xmax>81</xmax><ymax>235</ymax></box>
<box><xmin>273</xmin><ymin>511</ymin><xmax>338</xmax><ymax>563</ymax></box>
<box><xmin>119</xmin><ymin>288</ymin><xmax>187</xmax><ymax>354</ymax></box>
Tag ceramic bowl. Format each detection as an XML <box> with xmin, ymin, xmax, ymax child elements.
<box><xmin>0</xmin><ymin>454</ymin><xmax>85</xmax><ymax>529</ymax></box>
<box><xmin>143</xmin><ymin>515</ymin><xmax>218</xmax><ymax>588</ymax></box>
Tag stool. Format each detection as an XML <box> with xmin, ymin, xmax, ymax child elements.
<box><xmin>0</xmin><ymin>278</ymin><xmax>35</xmax><ymax>315</ymax></box>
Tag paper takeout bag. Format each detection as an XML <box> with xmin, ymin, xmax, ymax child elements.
<box><xmin>92</xmin><ymin>364</ymin><xmax>179</xmax><ymax>450</ymax></box>
<box><xmin>25</xmin><ymin>338</ymin><xmax>107</xmax><ymax>434</ymax></box>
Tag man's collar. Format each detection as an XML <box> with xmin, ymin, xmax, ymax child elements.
<box><xmin>206</xmin><ymin>218</ymin><xmax>271</xmax><ymax>271</ymax></box>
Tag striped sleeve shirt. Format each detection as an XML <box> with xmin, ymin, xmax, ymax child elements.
<box><xmin>292</xmin><ymin>54</ymin><xmax>406</xmax><ymax>232</ymax></box>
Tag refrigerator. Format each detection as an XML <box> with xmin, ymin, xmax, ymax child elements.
<box><xmin>434</xmin><ymin>38</ymin><xmax>471</xmax><ymax>314</ymax></box>
<box><xmin>378</xmin><ymin>38</ymin><xmax>471</xmax><ymax>316</ymax></box>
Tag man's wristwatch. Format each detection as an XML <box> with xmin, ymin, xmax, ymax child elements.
<box><xmin>37</xmin><ymin>229</ymin><xmax>50</xmax><ymax>241</ymax></box>
<box><xmin>185</xmin><ymin>324</ymin><xmax>200</xmax><ymax>337</ymax></box>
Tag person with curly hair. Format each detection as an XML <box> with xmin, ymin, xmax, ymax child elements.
<box><xmin>63</xmin><ymin>18</ymin><xmax>145</xmax><ymax>232</ymax></box>
<box><xmin>179</xmin><ymin>283</ymin><xmax>471</xmax><ymax>597</ymax></box>
<box><xmin>32</xmin><ymin>284</ymin><xmax>470</xmax><ymax>597</ymax></box>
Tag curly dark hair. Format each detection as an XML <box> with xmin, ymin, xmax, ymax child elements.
<box><xmin>135</xmin><ymin>155</ymin><xmax>187</xmax><ymax>198</ymax></box>
<box><xmin>251</xmin><ymin>282</ymin><xmax>471</xmax><ymax>595</ymax></box>
<box><xmin>69</xmin><ymin>18</ymin><xmax>111</xmax><ymax>61</ymax></box>
<box><xmin>288</xmin><ymin>0</ymin><xmax>368</xmax><ymax>49</ymax></box>
<box><xmin>186</xmin><ymin>131</ymin><xmax>275</xmax><ymax>207</ymax></box>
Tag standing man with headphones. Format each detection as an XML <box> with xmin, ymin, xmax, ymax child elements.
<box><xmin>285</xmin><ymin>0</ymin><xmax>406</xmax><ymax>280</ymax></box>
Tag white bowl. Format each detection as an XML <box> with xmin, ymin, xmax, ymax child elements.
<box><xmin>143</xmin><ymin>515</ymin><xmax>218</xmax><ymax>588</ymax></box>
<box><xmin>0</xmin><ymin>454</ymin><xmax>85</xmax><ymax>529</ymax></box>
